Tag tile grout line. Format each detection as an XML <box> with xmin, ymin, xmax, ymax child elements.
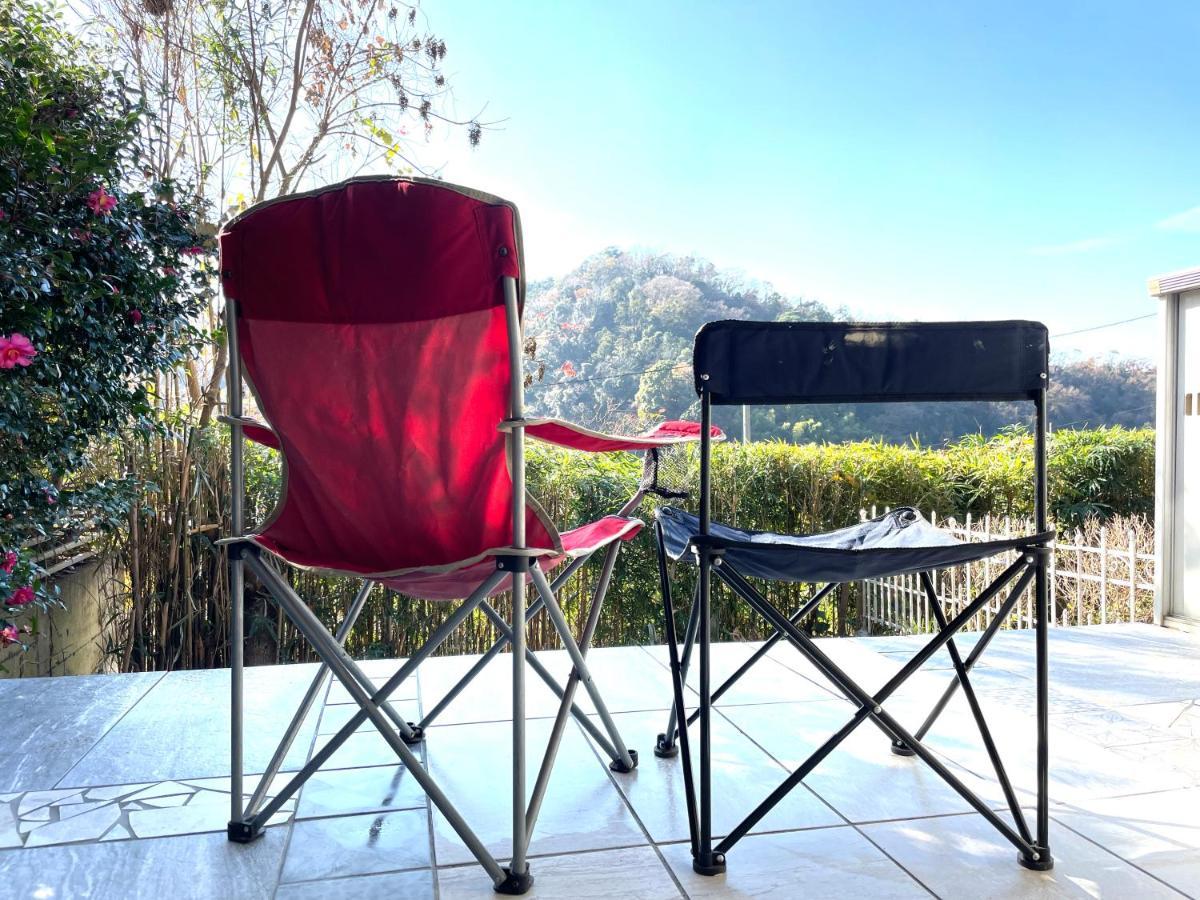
<box><xmin>270</xmin><ymin>665</ymin><xmax>335</xmax><ymax>900</ymax></box>
<box><xmin>712</xmin><ymin>692</ymin><xmax>942</xmax><ymax>898</ymax></box>
<box><xmin>413</xmin><ymin>667</ymin><xmax>442</xmax><ymax>900</ymax></box>
<box><xmin>566</xmin><ymin>706</ymin><xmax>692</xmax><ymax>900</ymax></box>
<box><xmin>49</xmin><ymin>670</ymin><xmax>171</xmax><ymax>791</ymax></box>
<box><xmin>589</xmin><ymin>648</ymin><xmax>936</xmax><ymax>897</ymax></box>
<box><xmin>1048</xmin><ymin>811</ymin><xmax>1193</xmax><ymax>898</ymax></box>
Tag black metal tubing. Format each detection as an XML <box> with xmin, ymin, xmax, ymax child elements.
<box><xmin>659</xmin><ymin>581</ymin><xmax>700</xmax><ymax>753</ymax></box>
<box><xmin>678</xmin><ymin>581</ymin><xmax>837</xmax><ymax>733</ymax></box>
<box><xmin>665</xmin><ymin>336</ymin><xmax>1055</xmax><ymax>875</ymax></box>
<box><xmin>656</xmin><ymin>521</ymin><xmax>700</xmax><ymax>856</ymax></box>
<box><xmin>712</xmin><ymin>560</ymin><xmax>1039</xmax><ymax>857</ymax></box>
<box><xmin>911</xmin><ymin>569</ymin><xmax>1033</xmax><ymax>743</ymax></box>
<box><xmin>920</xmin><ymin>571</ymin><xmax>1032</xmax><ymax>845</ymax></box>
<box><xmin>1033</xmin><ymin>388</ymin><xmax>1053</xmax><ymax>866</ymax></box>
<box><xmin>694</xmin><ymin>392</ymin><xmax>723</xmax><ymax>873</ymax></box>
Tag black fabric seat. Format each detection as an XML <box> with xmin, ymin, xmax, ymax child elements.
<box><xmin>657</xmin><ymin>505</ymin><xmax>1053</xmax><ymax>584</ymax></box>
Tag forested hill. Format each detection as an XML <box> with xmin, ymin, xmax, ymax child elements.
<box><xmin>522</xmin><ymin>249</ymin><xmax>1156</xmax><ymax>444</ymax></box>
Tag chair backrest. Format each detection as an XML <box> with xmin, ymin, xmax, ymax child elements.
<box><xmin>693</xmin><ymin>320</ymin><xmax>1049</xmax><ymax>406</ymax></box>
<box><xmin>219</xmin><ymin>177</ymin><xmax>558</xmax><ymax>576</ymax></box>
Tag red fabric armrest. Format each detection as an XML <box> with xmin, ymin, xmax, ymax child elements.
<box><xmin>219</xmin><ymin>415</ymin><xmax>280</xmax><ymax>450</ymax></box>
<box><xmin>518</xmin><ymin>418</ymin><xmax>725</xmax><ymax>453</ymax></box>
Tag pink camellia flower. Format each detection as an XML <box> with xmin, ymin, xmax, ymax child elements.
<box><xmin>69</xmin><ymin>227</ymin><xmax>92</xmax><ymax>243</ymax></box>
<box><xmin>180</xmin><ymin>245</ymin><xmax>206</xmax><ymax>256</ymax></box>
<box><xmin>0</xmin><ymin>334</ymin><xmax>38</xmax><ymax>369</ymax></box>
<box><xmin>129</xmin><ymin>309</ymin><xmax>143</xmax><ymax>324</ymax></box>
<box><xmin>560</xmin><ymin>361</ymin><xmax>577</xmax><ymax>378</ymax></box>
<box><xmin>1</xmin><ymin>551</ymin><xmax>16</xmax><ymax>574</ymax></box>
<box><xmin>0</xmin><ymin>624</ymin><xmax>18</xmax><ymax>646</ymax></box>
<box><xmin>7</xmin><ymin>586</ymin><xmax>34</xmax><ymax>607</ymax></box>
<box><xmin>162</xmin><ymin>267</ymin><xmax>179</xmax><ymax>276</ymax></box>
<box><xmin>86</xmin><ymin>186</ymin><xmax>118</xmax><ymax>216</ymax></box>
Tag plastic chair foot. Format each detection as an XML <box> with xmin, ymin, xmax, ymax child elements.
<box><xmin>494</xmin><ymin>866</ymin><xmax>534</xmax><ymax>894</ymax></box>
<box><xmin>654</xmin><ymin>733</ymin><xmax>679</xmax><ymax>758</ymax></box>
<box><xmin>609</xmin><ymin>748</ymin><xmax>639</xmax><ymax>773</ymax></box>
<box><xmin>401</xmin><ymin>723</ymin><xmax>426</xmax><ymax>746</ymax></box>
<box><xmin>890</xmin><ymin>740</ymin><xmax>916</xmax><ymax>757</ymax></box>
<box><xmin>692</xmin><ymin>852</ymin><xmax>726</xmax><ymax>876</ymax></box>
<box><xmin>1018</xmin><ymin>849</ymin><xmax>1054</xmax><ymax>871</ymax></box>
<box><xmin>227</xmin><ymin>820</ymin><xmax>262</xmax><ymax>844</ymax></box>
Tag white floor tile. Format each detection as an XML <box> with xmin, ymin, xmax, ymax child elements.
<box><xmin>862</xmin><ymin>810</ymin><xmax>1185</xmax><ymax>899</ymax></box>
<box><xmin>660</xmin><ymin>826</ymin><xmax>929</xmax><ymax>899</ymax></box>
<box><xmin>1054</xmin><ymin>787</ymin><xmax>1200</xmax><ymax>897</ymax></box>
<box><xmin>438</xmin><ymin>845</ymin><xmax>682</xmax><ymax>899</ymax></box>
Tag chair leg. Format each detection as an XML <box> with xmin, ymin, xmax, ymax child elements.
<box><xmin>242</xmin><ymin>580</ymin><xmax>379</xmax><ymax>821</ymax></box>
<box><xmin>242</xmin><ymin>553</ymin><xmax>510</xmax><ymax>884</ymax></box>
<box><xmin>496</xmin><ymin>568</ymin><xmax>535</xmax><ymax>894</ymax></box>
<box><xmin>693</xmin><ymin>549</ymin><xmax>725</xmax><ymax>875</ymax></box>
<box><xmin>529</xmin><ymin>566</ymin><xmax>637</xmax><ymax>773</ymax></box>
<box><xmin>656</xmin><ymin>522</ymin><xmax>700</xmax><ymax>856</ymax></box>
<box><xmin>418</xmin><ymin>553</ymin><xmax>592</xmax><ymax>732</ymax></box>
<box><xmin>657</xmin><ymin>580</ymin><xmax>700</xmax><ymax>759</ymax></box>
<box><xmin>228</xmin><ymin>548</ymin><xmax>247</xmax><ymax>839</ymax></box>
<box><xmin>525</xmin><ymin>542</ymin><xmax>622</xmax><ymax>840</ymax></box>
<box><xmin>1021</xmin><ymin>550</ymin><xmax>1054</xmax><ymax>870</ymax></box>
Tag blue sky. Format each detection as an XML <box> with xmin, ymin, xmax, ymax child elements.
<box><xmin>420</xmin><ymin>1</ymin><xmax>1199</xmax><ymax>359</ymax></box>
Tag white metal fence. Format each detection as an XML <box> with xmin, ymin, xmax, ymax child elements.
<box><xmin>861</xmin><ymin>507</ymin><xmax>1155</xmax><ymax>635</ymax></box>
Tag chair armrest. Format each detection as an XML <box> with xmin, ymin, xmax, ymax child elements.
<box><xmin>501</xmin><ymin>418</ymin><xmax>725</xmax><ymax>453</ymax></box>
<box><xmin>218</xmin><ymin>415</ymin><xmax>280</xmax><ymax>450</ymax></box>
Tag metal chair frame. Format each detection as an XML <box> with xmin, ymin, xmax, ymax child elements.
<box><xmin>224</xmin><ymin>277</ymin><xmax>641</xmax><ymax>895</ymax></box>
<box><xmin>655</xmin><ymin>343</ymin><xmax>1054</xmax><ymax>877</ymax></box>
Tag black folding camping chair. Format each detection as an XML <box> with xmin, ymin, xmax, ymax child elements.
<box><xmin>653</xmin><ymin>320</ymin><xmax>1056</xmax><ymax>875</ymax></box>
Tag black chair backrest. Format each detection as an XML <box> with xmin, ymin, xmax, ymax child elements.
<box><xmin>693</xmin><ymin>320</ymin><xmax>1048</xmax><ymax>406</ymax></box>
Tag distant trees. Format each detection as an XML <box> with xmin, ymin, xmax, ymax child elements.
<box><xmin>525</xmin><ymin>249</ymin><xmax>1157</xmax><ymax>442</ymax></box>
<box><xmin>1048</xmin><ymin>358</ymin><xmax>1155</xmax><ymax>430</ymax></box>
<box><xmin>524</xmin><ymin>249</ymin><xmax>842</xmax><ymax>428</ymax></box>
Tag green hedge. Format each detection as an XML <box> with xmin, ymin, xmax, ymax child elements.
<box><xmin>520</xmin><ymin>426</ymin><xmax>1154</xmax><ymax>646</ymax></box>
<box><xmin>242</xmin><ymin>426</ymin><xmax>1154</xmax><ymax>654</ymax></box>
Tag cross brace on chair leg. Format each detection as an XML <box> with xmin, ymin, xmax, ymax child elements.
<box><xmin>658</xmin><ymin>579</ymin><xmax>839</xmax><ymax>756</ymax></box>
<box><xmin>695</xmin><ymin>556</ymin><xmax>1048</xmax><ymax>867</ymax></box>
<box><xmin>416</xmin><ymin>548</ymin><xmax>630</xmax><ymax>766</ymax></box>
<box><xmin>238</xmin><ymin>552</ymin><xmax>510</xmax><ymax>882</ymax></box>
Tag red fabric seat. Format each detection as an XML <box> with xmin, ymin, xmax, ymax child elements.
<box><xmin>381</xmin><ymin>515</ymin><xmax>643</xmax><ymax>600</ymax></box>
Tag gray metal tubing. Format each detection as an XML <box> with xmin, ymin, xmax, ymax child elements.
<box><xmin>251</xmin><ymin>567</ymin><xmax>505</xmax><ymax>824</ymax></box>
<box><xmin>226</xmin><ymin>299</ymin><xmax>245</xmax><ymax>821</ymax></box>
<box><xmin>417</xmin><ymin>554</ymin><xmax>590</xmax><ymax>731</ymax></box>
<box><xmin>417</xmin><ymin>551</ymin><xmax>596</xmax><ymax>735</ymax></box>
<box><xmin>477</xmin><ymin>599</ymin><xmax>620</xmax><ymax>759</ymax></box>
<box><xmin>244</xmin><ymin>580</ymin><xmax>375</xmax><ymax>819</ymax></box>
<box><xmin>504</xmin><ymin>275</ymin><xmax>531</xmax><ymax>877</ymax></box>
<box><xmin>526</xmin><ymin>542</ymin><xmax>621</xmax><ymax>839</ymax></box>
<box><xmin>245</xmin><ymin>555</ymin><xmax>506</xmax><ymax>881</ymax></box>
<box><xmin>530</xmin><ymin>566</ymin><xmax>635</xmax><ymax>770</ymax></box>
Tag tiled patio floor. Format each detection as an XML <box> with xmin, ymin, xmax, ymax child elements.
<box><xmin>1</xmin><ymin>623</ymin><xmax>1197</xmax><ymax>898</ymax></box>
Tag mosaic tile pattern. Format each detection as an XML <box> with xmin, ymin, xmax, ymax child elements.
<box><xmin>1</xmin><ymin>777</ymin><xmax>295</xmax><ymax>848</ymax></box>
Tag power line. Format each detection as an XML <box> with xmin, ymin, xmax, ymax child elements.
<box><xmin>1051</xmin><ymin>314</ymin><xmax>1155</xmax><ymax>338</ymax></box>
<box><xmin>530</xmin><ymin>362</ymin><xmax>689</xmax><ymax>390</ymax></box>
<box><xmin>1052</xmin><ymin>402</ymin><xmax>1155</xmax><ymax>430</ymax></box>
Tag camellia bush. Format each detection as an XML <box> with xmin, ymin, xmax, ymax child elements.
<box><xmin>0</xmin><ymin>2</ymin><xmax>215</xmax><ymax>651</ymax></box>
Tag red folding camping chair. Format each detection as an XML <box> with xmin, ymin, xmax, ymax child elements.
<box><xmin>216</xmin><ymin>176</ymin><xmax>718</xmax><ymax>893</ymax></box>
